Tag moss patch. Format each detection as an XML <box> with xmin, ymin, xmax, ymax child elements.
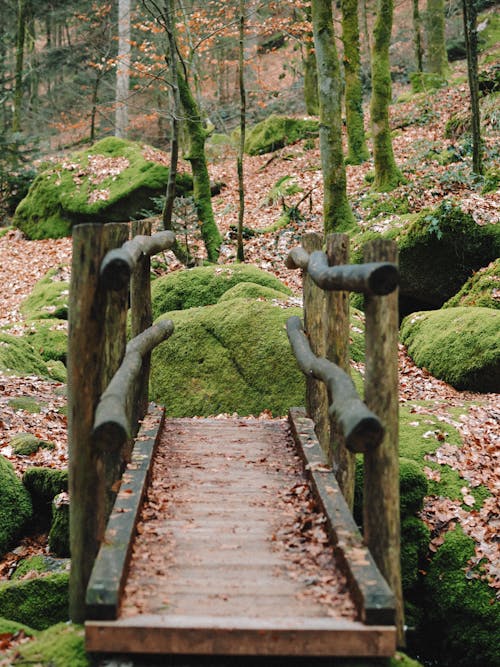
<box><xmin>444</xmin><ymin>259</ymin><xmax>500</xmax><ymax>310</ymax></box>
<box><xmin>0</xmin><ymin>573</ymin><xmax>69</xmax><ymax>630</ymax></box>
<box><xmin>19</xmin><ymin>268</ymin><xmax>69</xmax><ymax>321</ymax></box>
<box><xmin>151</xmin><ymin>299</ymin><xmax>305</xmax><ymax>417</ymax></box>
<box><xmin>7</xmin><ymin>396</ymin><xmax>44</xmax><ymax>413</ymax></box>
<box><xmin>0</xmin><ymin>332</ymin><xmax>53</xmax><ymax>378</ymax></box>
<box><xmin>0</xmin><ymin>456</ymin><xmax>32</xmax><ymax>557</ymax></box>
<box><xmin>151</xmin><ymin>264</ymin><xmax>291</xmax><ymax>318</ymax></box>
<box><xmin>218</xmin><ymin>281</ymin><xmax>292</xmax><ymax>303</ymax></box>
<box><xmin>0</xmin><ymin>616</ymin><xmax>37</xmax><ymax>636</ymax></box>
<box><xmin>244</xmin><ymin>115</ymin><xmax>319</xmax><ymax>156</ymax></box>
<box><xmin>400</xmin><ymin>307</ymin><xmax>500</xmax><ymax>392</ymax></box>
<box><xmin>20</xmin><ymin>319</ymin><xmax>68</xmax><ymax>363</ymax></box>
<box><xmin>23</xmin><ymin>467</ymin><xmax>68</xmax><ymax>528</ymax></box>
<box><xmin>13</xmin><ymin>622</ymin><xmax>89</xmax><ymax>667</ymax></box>
<box><xmin>13</xmin><ymin>137</ymin><xmax>193</xmax><ymax>239</ymax></box>
<box><xmin>10</xmin><ymin>432</ymin><xmax>54</xmax><ymax>456</ymax></box>
<box><xmin>13</xmin><ymin>555</ymin><xmax>69</xmax><ymax>580</ymax></box>
<box><xmin>48</xmin><ymin>493</ymin><xmax>70</xmax><ymax>558</ymax></box>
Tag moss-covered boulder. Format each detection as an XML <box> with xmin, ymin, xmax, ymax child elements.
<box><xmin>151</xmin><ymin>298</ymin><xmax>305</xmax><ymax>416</ymax></box>
<box><xmin>19</xmin><ymin>268</ymin><xmax>69</xmax><ymax>321</ymax></box>
<box><xmin>10</xmin><ymin>432</ymin><xmax>54</xmax><ymax>456</ymax></box>
<box><xmin>23</xmin><ymin>467</ymin><xmax>68</xmax><ymax>528</ymax></box>
<box><xmin>415</xmin><ymin>525</ymin><xmax>500</xmax><ymax>667</ymax></box>
<box><xmin>7</xmin><ymin>396</ymin><xmax>44</xmax><ymax>413</ymax></box>
<box><xmin>0</xmin><ymin>572</ymin><xmax>69</xmax><ymax>630</ymax></box>
<box><xmin>11</xmin><ymin>622</ymin><xmax>89</xmax><ymax>667</ymax></box>
<box><xmin>0</xmin><ymin>456</ymin><xmax>32</xmax><ymax>556</ymax></box>
<box><xmin>21</xmin><ymin>319</ymin><xmax>68</xmax><ymax>364</ymax></box>
<box><xmin>444</xmin><ymin>259</ymin><xmax>500</xmax><ymax>310</ymax></box>
<box><xmin>218</xmin><ymin>281</ymin><xmax>291</xmax><ymax>303</ymax></box>
<box><xmin>151</xmin><ymin>264</ymin><xmax>291</xmax><ymax>318</ymax></box>
<box><xmin>48</xmin><ymin>492</ymin><xmax>70</xmax><ymax>558</ymax></box>
<box><xmin>13</xmin><ymin>137</ymin><xmax>193</xmax><ymax>239</ymax></box>
<box><xmin>0</xmin><ymin>332</ymin><xmax>55</xmax><ymax>378</ymax></box>
<box><xmin>13</xmin><ymin>555</ymin><xmax>70</xmax><ymax>580</ymax></box>
<box><xmin>244</xmin><ymin>115</ymin><xmax>319</xmax><ymax>155</ymax></box>
<box><xmin>400</xmin><ymin>307</ymin><xmax>499</xmax><ymax>392</ymax></box>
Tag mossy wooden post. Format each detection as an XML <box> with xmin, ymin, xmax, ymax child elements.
<box><xmin>363</xmin><ymin>238</ymin><xmax>404</xmax><ymax>646</ymax></box>
<box><xmin>325</xmin><ymin>233</ymin><xmax>355</xmax><ymax>508</ymax></box>
<box><xmin>131</xmin><ymin>220</ymin><xmax>153</xmax><ymax>427</ymax></box>
<box><xmin>302</xmin><ymin>232</ymin><xmax>328</xmax><ymax>453</ymax></box>
<box><xmin>68</xmin><ymin>222</ymin><xmax>128</xmax><ymax>624</ymax></box>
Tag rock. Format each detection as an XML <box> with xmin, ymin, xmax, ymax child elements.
<box><xmin>10</xmin><ymin>433</ymin><xmax>54</xmax><ymax>456</ymax></box>
<box><xmin>12</xmin><ymin>554</ymin><xmax>70</xmax><ymax>579</ymax></box>
<box><xmin>48</xmin><ymin>492</ymin><xmax>70</xmax><ymax>558</ymax></box>
<box><xmin>10</xmin><ymin>622</ymin><xmax>89</xmax><ymax>667</ymax></box>
<box><xmin>217</xmin><ymin>281</ymin><xmax>291</xmax><ymax>303</ymax></box>
<box><xmin>400</xmin><ymin>307</ymin><xmax>500</xmax><ymax>392</ymax></box>
<box><xmin>0</xmin><ymin>331</ymin><xmax>54</xmax><ymax>378</ymax></box>
<box><xmin>444</xmin><ymin>259</ymin><xmax>500</xmax><ymax>310</ymax></box>
<box><xmin>244</xmin><ymin>114</ymin><xmax>319</xmax><ymax>156</ymax></box>
<box><xmin>0</xmin><ymin>572</ymin><xmax>69</xmax><ymax>630</ymax></box>
<box><xmin>20</xmin><ymin>267</ymin><xmax>70</xmax><ymax>321</ymax></box>
<box><xmin>23</xmin><ymin>467</ymin><xmax>68</xmax><ymax>529</ymax></box>
<box><xmin>0</xmin><ymin>456</ymin><xmax>32</xmax><ymax>557</ymax></box>
<box><xmin>13</xmin><ymin>137</ymin><xmax>193</xmax><ymax>239</ymax></box>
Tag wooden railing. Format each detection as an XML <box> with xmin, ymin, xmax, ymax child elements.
<box><xmin>286</xmin><ymin>232</ymin><xmax>403</xmax><ymax>644</ymax></box>
<box><xmin>67</xmin><ymin>221</ymin><xmax>175</xmax><ymax>623</ymax></box>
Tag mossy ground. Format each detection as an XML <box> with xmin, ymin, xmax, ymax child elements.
<box><xmin>217</xmin><ymin>281</ymin><xmax>291</xmax><ymax>303</ymax></box>
<box><xmin>7</xmin><ymin>396</ymin><xmax>45</xmax><ymax>413</ymax></box>
<box><xmin>444</xmin><ymin>258</ymin><xmax>500</xmax><ymax>310</ymax></box>
<box><xmin>0</xmin><ymin>572</ymin><xmax>69</xmax><ymax>630</ymax></box>
<box><xmin>13</xmin><ymin>137</ymin><xmax>192</xmax><ymax>240</ymax></box>
<box><xmin>0</xmin><ymin>331</ymin><xmax>55</xmax><ymax>378</ymax></box>
<box><xmin>10</xmin><ymin>432</ymin><xmax>54</xmax><ymax>456</ymax></box>
<box><xmin>244</xmin><ymin>115</ymin><xmax>319</xmax><ymax>155</ymax></box>
<box><xmin>11</xmin><ymin>622</ymin><xmax>89</xmax><ymax>667</ymax></box>
<box><xmin>0</xmin><ymin>456</ymin><xmax>32</xmax><ymax>556</ymax></box>
<box><xmin>400</xmin><ymin>307</ymin><xmax>500</xmax><ymax>392</ymax></box>
<box><xmin>19</xmin><ymin>268</ymin><xmax>69</xmax><ymax>321</ymax></box>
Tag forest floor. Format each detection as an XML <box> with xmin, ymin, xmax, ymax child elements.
<box><xmin>0</xmin><ymin>71</ymin><xmax>499</xmax><ymax>599</ymax></box>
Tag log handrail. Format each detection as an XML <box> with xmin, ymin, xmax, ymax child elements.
<box><xmin>286</xmin><ymin>316</ymin><xmax>383</xmax><ymax>453</ymax></box>
<box><xmin>100</xmin><ymin>230</ymin><xmax>175</xmax><ymax>291</ymax></box>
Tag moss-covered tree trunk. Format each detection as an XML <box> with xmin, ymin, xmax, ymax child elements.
<box><xmin>413</xmin><ymin>0</ymin><xmax>423</xmax><ymax>72</ymax></box>
<box><xmin>303</xmin><ymin>6</ymin><xmax>320</xmax><ymax>115</ymax></box>
<box><xmin>236</xmin><ymin>0</ymin><xmax>246</xmax><ymax>262</ymax></box>
<box><xmin>312</xmin><ymin>0</ymin><xmax>356</xmax><ymax>233</ymax></box>
<box><xmin>370</xmin><ymin>0</ymin><xmax>404</xmax><ymax>191</ymax></box>
<box><xmin>341</xmin><ymin>0</ymin><xmax>370</xmax><ymax>164</ymax></box>
<box><xmin>462</xmin><ymin>0</ymin><xmax>482</xmax><ymax>174</ymax></box>
<box><xmin>177</xmin><ymin>69</ymin><xmax>222</xmax><ymax>263</ymax></box>
<box><xmin>426</xmin><ymin>0</ymin><xmax>448</xmax><ymax>77</ymax></box>
<box><xmin>13</xmin><ymin>0</ymin><xmax>27</xmax><ymax>132</ymax></box>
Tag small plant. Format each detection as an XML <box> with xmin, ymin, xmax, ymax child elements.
<box><xmin>171</xmin><ymin>196</ymin><xmax>202</xmax><ymax>260</ymax></box>
<box><xmin>265</xmin><ymin>175</ymin><xmax>302</xmax><ymax>206</ymax></box>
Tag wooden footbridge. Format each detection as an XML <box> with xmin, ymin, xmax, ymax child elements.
<box><xmin>67</xmin><ymin>223</ymin><xmax>402</xmax><ymax>663</ymax></box>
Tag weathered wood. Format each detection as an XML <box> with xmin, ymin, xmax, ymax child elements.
<box><xmin>286</xmin><ymin>246</ymin><xmax>399</xmax><ymax>296</ymax></box>
<box><xmin>130</xmin><ymin>220</ymin><xmax>153</xmax><ymax>426</ymax></box>
<box><xmin>68</xmin><ymin>223</ymin><xmax>129</xmax><ymax>624</ymax></box>
<box><xmin>286</xmin><ymin>317</ymin><xmax>383</xmax><ymax>453</ymax></box>
<box><xmin>100</xmin><ymin>230</ymin><xmax>175</xmax><ymax>291</ymax></box>
<box><xmin>302</xmin><ymin>232</ymin><xmax>329</xmax><ymax>454</ymax></box>
<box><xmin>325</xmin><ymin>234</ymin><xmax>355</xmax><ymax>509</ymax></box>
<box><xmin>363</xmin><ymin>238</ymin><xmax>404</xmax><ymax>647</ymax></box>
<box><xmin>86</xmin><ymin>405</ymin><xmax>165</xmax><ymax>620</ymax></box>
<box><xmin>288</xmin><ymin>408</ymin><xmax>396</xmax><ymax>626</ymax></box>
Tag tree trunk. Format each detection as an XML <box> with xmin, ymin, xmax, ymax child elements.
<box><xmin>236</xmin><ymin>0</ymin><xmax>246</xmax><ymax>262</ymax></box>
<box><xmin>341</xmin><ymin>0</ymin><xmax>370</xmax><ymax>164</ymax></box>
<box><xmin>303</xmin><ymin>6</ymin><xmax>319</xmax><ymax>116</ymax></box>
<box><xmin>311</xmin><ymin>0</ymin><xmax>356</xmax><ymax>233</ymax></box>
<box><xmin>177</xmin><ymin>70</ymin><xmax>222</xmax><ymax>263</ymax></box>
<box><xmin>370</xmin><ymin>0</ymin><xmax>403</xmax><ymax>191</ymax></box>
<box><xmin>462</xmin><ymin>0</ymin><xmax>482</xmax><ymax>174</ymax></box>
<box><xmin>115</xmin><ymin>0</ymin><xmax>130</xmax><ymax>138</ymax></box>
<box><xmin>13</xmin><ymin>0</ymin><xmax>27</xmax><ymax>132</ymax></box>
<box><xmin>426</xmin><ymin>0</ymin><xmax>448</xmax><ymax>77</ymax></box>
<box><xmin>412</xmin><ymin>0</ymin><xmax>423</xmax><ymax>72</ymax></box>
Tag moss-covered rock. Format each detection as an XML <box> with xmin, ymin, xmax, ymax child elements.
<box><xmin>0</xmin><ymin>573</ymin><xmax>69</xmax><ymax>629</ymax></box>
<box><xmin>10</xmin><ymin>432</ymin><xmax>54</xmax><ymax>456</ymax></box>
<box><xmin>12</xmin><ymin>622</ymin><xmax>89</xmax><ymax>667</ymax></box>
<box><xmin>12</xmin><ymin>555</ymin><xmax>70</xmax><ymax>580</ymax></box>
<box><xmin>401</xmin><ymin>516</ymin><xmax>430</xmax><ymax>593</ymax></box>
<box><xmin>0</xmin><ymin>456</ymin><xmax>32</xmax><ymax>557</ymax></box>
<box><xmin>218</xmin><ymin>281</ymin><xmax>291</xmax><ymax>303</ymax></box>
<box><xmin>19</xmin><ymin>268</ymin><xmax>70</xmax><ymax>321</ymax></box>
<box><xmin>151</xmin><ymin>264</ymin><xmax>291</xmax><ymax>318</ymax></box>
<box><xmin>48</xmin><ymin>492</ymin><xmax>70</xmax><ymax>558</ymax></box>
<box><xmin>0</xmin><ymin>616</ymin><xmax>37</xmax><ymax>636</ymax></box>
<box><xmin>21</xmin><ymin>319</ymin><xmax>68</xmax><ymax>363</ymax></box>
<box><xmin>416</xmin><ymin>525</ymin><xmax>500</xmax><ymax>667</ymax></box>
<box><xmin>399</xmin><ymin>457</ymin><xmax>428</xmax><ymax>516</ymax></box>
<box><xmin>46</xmin><ymin>360</ymin><xmax>67</xmax><ymax>383</ymax></box>
<box><xmin>244</xmin><ymin>115</ymin><xmax>319</xmax><ymax>156</ymax></box>
<box><xmin>23</xmin><ymin>467</ymin><xmax>68</xmax><ymax>528</ymax></box>
<box><xmin>400</xmin><ymin>307</ymin><xmax>499</xmax><ymax>392</ymax></box>
<box><xmin>150</xmin><ymin>299</ymin><xmax>305</xmax><ymax>417</ymax></box>
<box><xmin>409</xmin><ymin>71</ymin><xmax>447</xmax><ymax>93</ymax></box>
<box><xmin>444</xmin><ymin>259</ymin><xmax>500</xmax><ymax>310</ymax></box>
<box><xmin>13</xmin><ymin>137</ymin><xmax>193</xmax><ymax>239</ymax></box>
<box><xmin>7</xmin><ymin>396</ymin><xmax>44</xmax><ymax>413</ymax></box>
<box><xmin>0</xmin><ymin>332</ymin><xmax>53</xmax><ymax>378</ymax></box>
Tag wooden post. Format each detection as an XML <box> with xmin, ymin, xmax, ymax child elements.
<box><xmin>363</xmin><ymin>238</ymin><xmax>404</xmax><ymax>646</ymax></box>
<box><xmin>325</xmin><ymin>233</ymin><xmax>355</xmax><ymax>509</ymax></box>
<box><xmin>302</xmin><ymin>232</ymin><xmax>329</xmax><ymax>454</ymax></box>
<box><xmin>68</xmin><ymin>222</ymin><xmax>128</xmax><ymax>624</ymax></box>
<box><xmin>131</xmin><ymin>219</ymin><xmax>153</xmax><ymax>427</ymax></box>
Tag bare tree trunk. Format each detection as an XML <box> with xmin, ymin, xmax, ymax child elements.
<box><xmin>115</xmin><ymin>0</ymin><xmax>130</xmax><ymax>138</ymax></box>
<box><xmin>413</xmin><ymin>0</ymin><xmax>423</xmax><ymax>72</ymax></box>
<box><xmin>462</xmin><ymin>0</ymin><xmax>482</xmax><ymax>174</ymax></box>
<box><xmin>13</xmin><ymin>0</ymin><xmax>27</xmax><ymax>132</ymax></box>
<box><xmin>426</xmin><ymin>0</ymin><xmax>448</xmax><ymax>77</ymax></box>
<box><xmin>236</xmin><ymin>0</ymin><xmax>246</xmax><ymax>262</ymax></box>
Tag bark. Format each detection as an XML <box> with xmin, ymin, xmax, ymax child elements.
<box><xmin>412</xmin><ymin>0</ymin><xmax>423</xmax><ymax>72</ymax></box>
<box><xmin>13</xmin><ymin>0</ymin><xmax>27</xmax><ymax>132</ymax></box>
<box><xmin>303</xmin><ymin>6</ymin><xmax>319</xmax><ymax>115</ymax></box>
<box><xmin>115</xmin><ymin>0</ymin><xmax>131</xmax><ymax>138</ymax></box>
<box><xmin>426</xmin><ymin>0</ymin><xmax>448</xmax><ymax>77</ymax></box>
<box><xmin>236</xmin><ymin>0</ymin><xmax>246</xmax><ymax>262</ymax></box>
<box><xmin>311</xmin><ymin>0</ymin><xmax>356</xmax><ymax>233</ymax></box>
<box><xmin>462</xmin><ymin>0</ymin><xmax>482</xmax><ymax>174</ymax></box>
<box><xmin>341</xmin><ymin>0</ymin><xmax>370</xmax><ymax>164</ymax></box>
<box><xmin>370</xmin><ymin>0</ymin><xmax>404</xmax><ymax>191</ymax></box>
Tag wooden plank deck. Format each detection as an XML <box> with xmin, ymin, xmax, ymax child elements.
<box><xmin>85</xmin><ymin>412</ymin><xmax>396</xmax><ymax>657</ymax></box>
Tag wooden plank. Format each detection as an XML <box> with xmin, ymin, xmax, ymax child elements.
<box><xmin>288</xmin><ymin>408</ymin><xmax>395</xmax><ymax>626</ymax></box>
<box><xmin>86</xmin><ymin>404</ymin><xmax>165</xmax><ymax>620</ymax></box>
<box><xmin>86</xmin><ymin>615</ymin><xmax>396</xmax><ymax>656</ymax></box>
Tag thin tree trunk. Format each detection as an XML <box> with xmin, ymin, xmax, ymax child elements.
<box><xmin>312</xmin><ymin>0</ymin><xmax>356</xmax><ymax>233</ymax></box>
<box><xmin>115</xmin><ymin>0</ymin><xmax>131</xmax><ymax>138</ymax></box>
<box><xmin>303</xmin><ymin>6</ymin><xmax>319</xmax><ymax>115</ymax></box>
<box><xmin>236</xmin><ymin>0</ymin><xmax>246</xmax><ymax>262</ymax></box>
<box><xmin>13</xmin><ymin>0</ymin><xmax>27</xmax><ymax>132</ymax></box>
<box><xmin>462</xmin><ymin>0</ymin><xmax>482</xmax><ymax>174</ymax></box>
<box><xmin>426</xmin><ymin>0</ymin><xmax>448</xmax><ymax>77</ymax></box>
<box><xmin>413</xmin><ymin>0</ymin><xmax>423</xmax><ymax>72</ymax></box>
<box><xmin>341</xmin><ymin>0</ymin><xmax>370</xmax><ymax>164</ymax></box>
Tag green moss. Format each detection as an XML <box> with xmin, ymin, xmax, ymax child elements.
<box><xmin>361</xmin><ymin>193</ymin><xmax>411</xmax><ymax>220</ymax></box>
<box><xmin>48</xmin><ymin>493</ymin><xmax>70</xmax><ymax>558</ymax></box>
<box><xmin>389</xmin><ymin>651</ymin><xmax>425</xmax><ymax>667</ymax></box>
<box><xmin>400</xmin><ymin>307</ymin><xmax>499</xmax><ymax>392</ymax></box>
<box><xmin>13</xmin><ymin>622</ymin><xmax>89</xmax><ymax>667</ymax></box>
<box><xmin>0</xmin><ymin>456</ymin><xmax>32</xmax><ymax>556</ymax></box>
<box><xmin>409</xmin><ymin>71</ymin><xmax>447</xmax><ymax>93</ymax></box>
<box><xmin>0</xmin><ymin>332</ymin><xmax>53</xmax><ymax>378</ymax></box>
<box><xmin>13</xmin><ymin>137</ymin><xmax>192</xmax><ymax>240</ymax></box>
<box><xmin>482</xmin><ymin>165</ymin><xmax>500</xmax><ymax>193</ymax></box>
<box><xmin>12</xmin><ymin>555</ymin><xmax>69</xmax><ymax>580</ymax></box>
<box><xmin>151</xmin><ymin>299</ymin><xmax>305</xmax><ymax>417</ymax></box>
<box><xmin>444</xmin><ymin>259</ymin><xmax>499</xmax><ymax>309</ymax></box>
<box><xmin>23</xmin><ymin>467</ymin><xmax>68</xmax><ymax>501</ymax></box>
<box><xmin>0</xmin><ymin>616</ymin><xmax>37</xmax><ymax>635</ymax></box>
<box><xmin>22</xmin><ymin>319</ymin><xmax>68</xmax><ymax>362</ymax></box>
<box><xmin>10</xmin><ymin>433</ymin><xmax>54</xmax><ymax>456</ymax></box>
<box><xmin>244</xmin><ymin>115</ymin><xmax>319</xmax><ymax>156</ymax></box>
<box><xmin>0</xmin><ymin>573</ymin><xmax>69</xmax><ymax>630</ymax></box>
<box><xmin>401</xmin><ymin>516</ymin><xmax>430</xmax><ymax>593</ymax></box>
<box><xmin>8</xmin><ymin>396</ymin><xmax>44</xmax><ymax>413</ymax></box>
<box><xmin>19</xmin><ymin>268</ymin><xmax>69</xmax><ymax>320</ymax></box>
<box><xmin>151</xmin><ymin>264</ymin><xmax>291</xmax><ymax>318</ymax></box>
<box><xmin>478</xmin><ymin>11</ymin><xmax>500</xmax><ymax>53</ymax></box>
<box><xmin>218</xmin><ymin>282</ymin><xmax>291</xmax><ymax>303</ymax></box>
<box><xmin>399</xmin><ymin>458</ymin><xmax>428</xmax><ymax>516</ymax></box>
<box><xmin>417</xmin><ymin>525</ymin><xmax>500</xmax><ymax>667</ymax></box>
<box><xmin>46</xmin><ymin>360</ymin><xmax>67</xmax><ymax>383</ymax></box>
